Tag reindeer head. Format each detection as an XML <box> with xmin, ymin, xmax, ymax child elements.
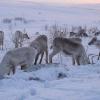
<box><xmin>88</xmin><ymin>37</ymin><xmax>97</xmax><ymax>45</ymax></box>
<box><xmin>23</xmin><ymin>33</ymin><xmax>30</xmax><ymax>39</ymax></box>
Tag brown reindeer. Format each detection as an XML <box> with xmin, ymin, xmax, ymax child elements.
<box><xmin>30</xmin><ymin>35</ymin><xmax>48</xmax><ymax>65</ymax></box>
<box><xmin>49</xmin><ymin>37</ymin><xmax>90</xmax><ymax>65</ymax></box>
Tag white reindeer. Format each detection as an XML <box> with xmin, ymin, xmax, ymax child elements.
<box><xmin>0</xmin><ymin>47</ymin><xmax>37</xmax><ymax>77</ymax></box>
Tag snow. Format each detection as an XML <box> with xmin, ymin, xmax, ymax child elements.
<box><xmin>0</xmin><ymin>64</ymin><xmax>100</xmax><ymax>100</ymax></box>
<box><xmin>0</xmin><ymin>1</ymin><xmax>100</xmax><ymax>100</ymax></box>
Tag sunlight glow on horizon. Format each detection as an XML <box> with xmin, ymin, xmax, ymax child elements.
<box><xmin>20</xmin><ymin>0</ymin><xmax>100</xmax><ymax>4</ymax></box>
<box><xmin>1</xmin><ymin>0</ymin><xmax>100</xmax><ymax>5</ymax></box>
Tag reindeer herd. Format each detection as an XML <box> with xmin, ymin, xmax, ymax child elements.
<box><xmin>0</xmin><ymin>26</ymin><xmax>100</xmax><ymax>78</ymax></box>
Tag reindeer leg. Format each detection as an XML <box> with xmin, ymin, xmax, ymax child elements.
<box><xmin>19</xmin><ymin>42</ymin><xmax>22</xmax><ymax>47</ymax></box>
<box><xmin>21</xmin><ymin>65</ymin><xmax>26</xmax><ymax>70</ymax></box>
<box><xmin>72</xmin><ymin>56</ymin><xmax>75</xmax><ymax>65</ymax></box>
<box><xmin>15</xmin><ymin>42</ymin><xmax>18</xmax><ymax>48</ymax></box>
<box><xmin>98</xmin><ymin>52</ymin><xmax>100</xmax><ymax>60</ymax></box>
<box><xmin>1</xmin><ymin>44</ymin><xmax>3</xmax><ymax>50</ymax></box>
<box><xmin>12</xmin><ymin>66</ymin><xmax>16</xmax><ymax>75</ymax></box>
<box><xmin>7</xmin><ymin>66</ymin><xmax>16</xmax><ymax>75</ymax></box>
<box><xmin>49</xmin><ymin>49</ymin><xmax>60</xmax><ymax>63</ymax></box>
<box><xmin>45</xmin><ymin>49</ymin><xmax>48</xmax><ymax>64</ymax></box>
<box><xmin>2</xmin><ymin>45</ymin><xmax>3</xmax><ymax>50</ymax></box>
<box><xmin>34</xmin><ymin>53</ymin><xmax>40</xmax><ymax>65</ymax></box>
<box><xmin>7</xmin><ymin>67</ymin><xmax>11</xmax><ymax>75</ymax></box>
<box><xmin>76</xmin><ymin>56</ymin><xmax>80</xmax><ymax>65</ymax></box>
<box><xmin>20</xmin><ymin>42</ymin><xmax>23</xmax><ymax>47</ymax></box>
<box><xmin>39</xmin><ymin>52</ymin><xmax>44</xmax><ymax>64</ymax></box>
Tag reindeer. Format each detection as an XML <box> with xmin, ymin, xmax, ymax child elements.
<box><xmin>94</xmin><ymin>31</ymin><xmax>100</xmax><ymax>36</ymax></box>
<box><xmin>49</xmin><ymin>37</ymin><xmax>90</xmax><ymax>65</ymax></box>
<box><xmin>70</xmin><ymin>31</ymin><xmax>88</xmax><ymax>38</ymax></box>
<box><xmin>69</xmin><ymin>32</ymin><xmax>77</xmax><ymax>37</ymax></box>
<box><xmin>88</xmin><ymin>37</ymin><xmax>100</xmax><ymax>60</ymax></box>
<box><xmin>0</xmin><ymin>47</ymin><xmax>37</xmax><ymax>77</ymax></box>
<box><xmin>23</xmin><ymin>33</ymin><xmax>30</xmax><ymax>40</ymax></box>
<box><xmin>78</xmin><ymin>28</ymin><xmax>88</xmax><ymax>37</ymax></box>
<box><xmin>30</xmin><ymin>35</ymin><xmax>48</xmax><ymax>65</ymax></box>
<box><xmin>13</xmin><ymin>30</ymin><xmax>30</xmax><ymax>48</ymax></box>
<box><xmin>70</xmin><ymin>26</ymin><xmax>88</xmax><ymax>37</ymax></box>
<box><xmin>50</xmin><ymin>37</ymin><xmax>82</xmax><ymax>65</ymax></box>
<box><xmin>0</xmin><ymin>31</ymin><xmax>4</xmax><ymax>50</ymax></box>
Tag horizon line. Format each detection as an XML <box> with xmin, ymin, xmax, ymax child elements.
<box><xmin>0</xmin><ymin>1</ymin><xmax>100</xmax><ymax>6</ymax></box>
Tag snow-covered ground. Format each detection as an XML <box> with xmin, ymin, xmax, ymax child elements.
<box><xmin>1</xmin><ymin>63</ymin><xmax>100</xmax><ymax>100</ymax></box>
<box><xmin>0</xmin><ymin>1</ymin><xmax>100</xmax><ymax>100</ymax></box>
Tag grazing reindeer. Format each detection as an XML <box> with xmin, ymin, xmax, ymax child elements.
<box><xmin>0</xmin><ymin>31</ymin><xmax>4</xmax><ymax>50</ymax></box>
<box><xmin>88</xmin><ymin>37</ymin><xmax>100</xmax><ymax>60</ymax></box>
<box><xmin>13</xmin><ymin>30</ymin><xmax>30</xmax><ymax>48</ymax></box>
<box><xmin>49</xmin><ymin>37</ymin><xmax>90</xmax><ymax>65</ymax></box>
<box><xmin>30</xmin><ymin>35</ymin><xmax>48</xmax><ymax>65</ymax></box>
<box><xmin>0</xmin><ymin>47</ymin><xmax>37</xmax><ymax>76</ymax></box>
<box><xmin>70</xmin><ymin>31</ymin><xmax>88</xmax><ymax>38</ymax></box>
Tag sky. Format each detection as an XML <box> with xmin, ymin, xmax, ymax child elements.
<box><xmin>20</xmin><ymin>0</ymin><xmax>100</xmax><ymax>4</ymax></box>
<box><xmin>1</xmin><ymin>0</ymin><xmax>100</xmax><ymax>4</ymax></box>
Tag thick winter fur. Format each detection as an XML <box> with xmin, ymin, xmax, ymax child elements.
<box><xmin>68</xmin><ymin>37</ymin><xmax>82</xmax><ymax>44</ymax></box>
<box><xmin>49</xmin><ymin>37</ymin><xmax>90</xmax><ymax>65</ymax></box>
<box><xmin>0</xmin><ymin>47</ymin><xmax>37</xmax><ymax>76</ymax></box>
<box><xmin>30</xmin><ymin>35</ymin><xmax>48</xmax><ymax>65</ymax></box>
